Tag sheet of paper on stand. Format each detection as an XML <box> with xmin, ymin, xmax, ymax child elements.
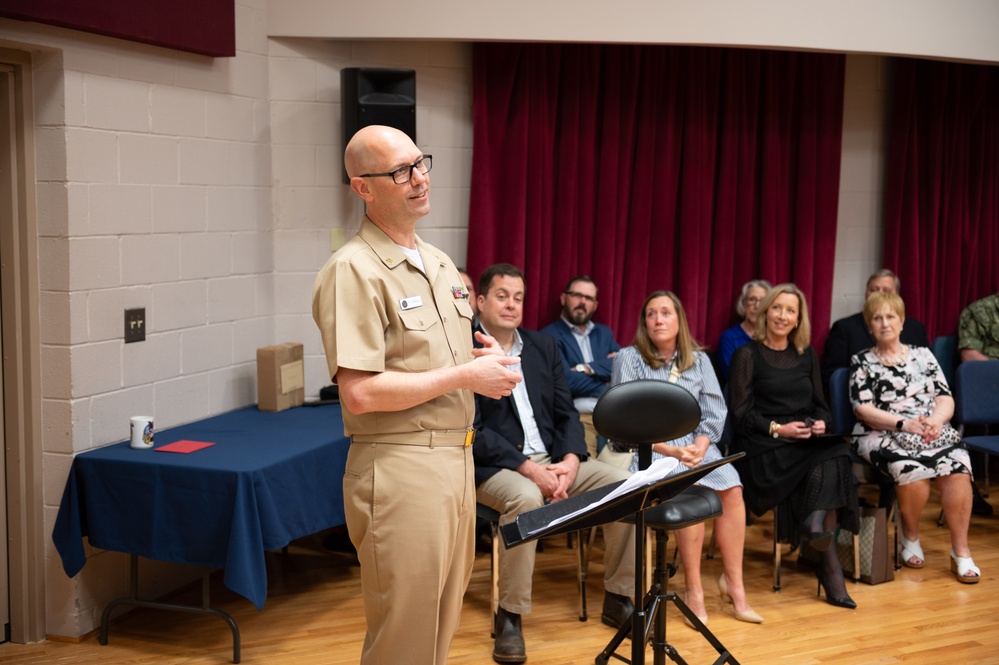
<box><xmin>529</xmin><ymin>457</ymin><xmax>681</xmax><ymax>534</ymax></box>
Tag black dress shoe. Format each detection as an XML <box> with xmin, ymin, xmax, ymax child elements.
<box><xmin>492</xmin><ymin>608</ymin><xmax>526</xmax><ymax>664</ymax></box>
<box><xmin>601</xmin><ymin>592</ymin><xmax>634</xmax><ymax>629</ymax></box>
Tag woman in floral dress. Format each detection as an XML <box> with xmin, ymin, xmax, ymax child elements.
<box><xmin>850</xmin><ymin>291</ymin><xmax>980</xmax><ymax>583</ymax></box>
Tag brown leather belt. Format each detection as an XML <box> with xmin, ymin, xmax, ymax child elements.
<box><xmin>351</xmin><ymin>428</ymin><xmax>475</xmax><ymax>448</ymax></box>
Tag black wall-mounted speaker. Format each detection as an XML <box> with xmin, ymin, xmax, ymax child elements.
<box><xmin>341</xmin><ymin>67</ymin><xmax>416</xmax><ymax>183</ymax></box>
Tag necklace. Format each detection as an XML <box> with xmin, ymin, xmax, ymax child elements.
<box><xmin>874</xmin><ymin>344</ymin><xmax>909</xmax><ymax>367</ymax></box>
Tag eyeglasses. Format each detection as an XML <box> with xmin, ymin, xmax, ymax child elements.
<box><xmin>744</xmin><ymin>297</ymin><xmax>762</xmax><ymax>306</ymax></box>
<box><xmin>565</xmin><ymin>291</ymin><xmax>596</xmax><ymax>303</ymax></box>
<box><xmin>359</xmin><ymin>155</ymin><xmax>432</xmax><ymax>185</ymax></box>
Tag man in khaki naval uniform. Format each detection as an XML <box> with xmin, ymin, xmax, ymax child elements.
<box><xmin>313</xmin><ymin>126</ymin><xmax>522</xmax><ymax>665</ymax></box>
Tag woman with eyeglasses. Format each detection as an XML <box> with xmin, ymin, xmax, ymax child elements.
<box><xmin>728</xmin><ymin>283</ymin><xmax>859</xmax><ymax>609</ymax></box>
<box><xmin>718</xmin><ymin>280</ymin><xmax>772</xmax><ymax>381</ymax></box>
<box><xmin>599</xmin><ymin>290</ymin><xmax>763</xmax><ymax>627</ymax></box>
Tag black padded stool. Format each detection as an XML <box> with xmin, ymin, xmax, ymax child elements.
<box><xmin>642</xmin><ymin>485</ymin><xmax>722</xmax><ymax>530</ymax></box>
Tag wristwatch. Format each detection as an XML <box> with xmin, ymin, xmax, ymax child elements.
<box><xmin>574</xmin><ymin>363</ymin><xmax>588</xmax><ymax>373</ymax></box>
<box><xmin>895</xmin><ymin>419</ymin><xmax>904</xmax><ymax>431</ymax></box>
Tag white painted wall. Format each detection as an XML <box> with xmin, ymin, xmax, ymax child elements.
<box><xmin>268</xmin><ymin>0</ymin><xmax>999</xmax><ymax>65</ymax></box>
<box><xmin>831</xmin><ymin>54</ymin><xmax>890</xmax><ymax>322</ymax></box>
<box><xmin>0</xmin><ymin>0</ymin><xmax>893</xmax><ymax>640</ymax></box>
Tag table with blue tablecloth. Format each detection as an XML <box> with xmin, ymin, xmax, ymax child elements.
<box><xmin>52</xmin><ymin>404</ymin><xmax>349</xmax><ymax>662</ymax></box>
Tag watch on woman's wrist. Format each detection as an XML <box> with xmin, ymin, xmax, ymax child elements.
<box><xmin>895</xmin><ymin>419</ymin><xmax>904</xmax><ymax>431</ymax></box>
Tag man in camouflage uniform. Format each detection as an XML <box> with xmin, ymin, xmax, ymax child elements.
<box><xmin>958</xmin><ymin>293</ymin><xmax>999</xmax><ymax>361</ymax></box>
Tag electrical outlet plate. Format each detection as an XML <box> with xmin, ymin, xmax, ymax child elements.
<box><xmin>125</xmin><ymin>308</ymin><xmax>146</xmax><ymax>343</ymax></box>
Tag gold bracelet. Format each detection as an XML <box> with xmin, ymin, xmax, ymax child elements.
<box><xmin>769</xmin><ymin>421</ymin><xmax>780</xmax><ymax>438</ymax></box>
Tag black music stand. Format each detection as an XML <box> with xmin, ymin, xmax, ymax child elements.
<box><xmin>501</xmin><ymin>456</ymin><xmax>741</xmax><ymax>665</ymax></box>
<box><xmin>597</xmin><ymin>379</ymin><xmax>740</xmax><ymax>664</ymax></box>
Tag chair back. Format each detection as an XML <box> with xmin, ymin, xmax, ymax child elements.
<box><xmin>828</xmin><ymin>367</ymin><xmax>856</xmax><ymax>435</ymax></box>
<box><xmin>592</xmin><ymin>379</ymin><xmax>701</xmax><ymax>446</ymax></box>
<box><xmin>954</xmin><ymin>361</ymin><xmax>999</xmax><ymax>425</ymax></box>
<box><xmin>718</xmin><ymin>384</ymin><xmax>734</xmax><ymax>455</ymax></box>
<box><xmin>931</xmin><ymin>335</ymin><xmax>958</xmax><ymax>387</ymax></box>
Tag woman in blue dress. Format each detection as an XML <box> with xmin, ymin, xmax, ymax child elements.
<box><xmin>599</xmin><ymin>290</ymin><xmax>763</xmax><ymax>626</ymax></box>
<box><xmin>717</xmin><ymin>279</ymin><xmax>771</xmax><ymax>381</ymax></box>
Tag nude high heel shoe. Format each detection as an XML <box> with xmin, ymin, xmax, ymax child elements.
<box><xmin>718</xmin><ymin>574</ymin><xmax>764</xmax><ymax>624</ymax></box>
<box><xmin>681</xmin><ymin>591</ymin><xmax>707</xmax><ymax>629</ymax></box>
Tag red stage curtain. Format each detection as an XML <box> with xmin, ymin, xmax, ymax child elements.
<box><xmin>469</xmin><ymin>44</ymin><xmax>845</xmax><ymax>353</ymax></box>
<box><xmin>884</xmin><ymin>58</ymin><xmax>999</xmax><ymax>339</ymax></box>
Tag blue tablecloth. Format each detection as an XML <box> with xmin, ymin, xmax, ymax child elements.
<box><xmin>52</xmin><ymin>404</ymin><xmax>349</xmax><ymax>610</ymax></box>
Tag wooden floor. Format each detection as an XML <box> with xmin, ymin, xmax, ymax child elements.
<box><xmin>4</xmin><ymin>485</ymin><xmax>999</xmax><ymax>665</ymax></box>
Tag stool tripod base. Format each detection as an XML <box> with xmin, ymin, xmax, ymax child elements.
<box><xmin>595</xmin><ymin>528</ymin><xmax>739</xmax><ymax>665</ymax></box>
<box><xmin>594</xmin><ymin>591</ymin><xmax>738</xmax><ymax>665</ymax></box>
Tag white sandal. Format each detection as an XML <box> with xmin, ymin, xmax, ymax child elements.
<box><xmin>950</xmin><ymin>550</ymin><xmax>981</xmax><ymax>584</ymax></box>
<box><xmin>900</xmin><ymin>535</ymin><xmax>925</xmax><ymax>569</ymax></box>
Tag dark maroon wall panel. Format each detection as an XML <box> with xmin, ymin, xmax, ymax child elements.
<box><xmin>0</xmin><ymin>0</ymin><xmax>235</xmax><ymax>57</ymax></box>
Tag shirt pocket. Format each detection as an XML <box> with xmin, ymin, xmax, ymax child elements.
<box><xmin>453</xmin><ymin>298</ymin><xmax>474</xmax><ymax>321</ymax></box>
<box><xmin>398</xmin><ymin>308</ymin><xmax>446</xmax><ymax>371</ymax></box>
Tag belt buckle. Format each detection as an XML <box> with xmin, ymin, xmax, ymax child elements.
<box><xmin>464</xmin><ymin>429</ymin><xmax>475</xmax><ymax>447</ymax></box>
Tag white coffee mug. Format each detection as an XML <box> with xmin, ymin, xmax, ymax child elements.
<box><xmin>130</xmin><ymin>416</ymin><xmax>154</xmax><ymax>449</ymax></box>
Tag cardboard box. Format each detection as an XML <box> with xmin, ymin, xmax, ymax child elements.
<box><xmin>257</xmin><ymin>343</ymin><xmax>305</xmax><ymax>412</ymax></box>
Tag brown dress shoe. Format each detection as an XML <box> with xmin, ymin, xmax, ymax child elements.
<box><xmin>492</xmin><ymin>607</ymin><xmax>526</xmax><ymax>663</ymax></box>
<box><xmin>601</xmin><ymin>592</ymin><xmax>634</xmax><ymax>629</ymax></box>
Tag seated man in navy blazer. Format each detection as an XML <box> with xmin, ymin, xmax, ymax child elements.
<box><xmin>541</xmin><ymin>275</ymin><xmax>620</xmax><ymax>459</ymax></box>
<box><xmin>822</xmin><ymin>268</ymin><xmax>929</xmax><ymax>393</ymax></box>
<box><xmin>472</xmin><ymin>263</ymin><xmax>635</xmax><ymax>664</ymax></box>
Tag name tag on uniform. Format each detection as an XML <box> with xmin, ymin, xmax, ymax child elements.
<box><xmin>399</xmin><ymin>295</ymin><xmax>423</xmax><ymax>310</ymax></box>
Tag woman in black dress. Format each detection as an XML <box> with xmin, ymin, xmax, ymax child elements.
<box><xmin>728</xmin><ymin>283</ymin><xmax>859</xmax><ymax>608</ymax></box>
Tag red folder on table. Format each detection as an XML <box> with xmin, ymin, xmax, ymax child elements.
<box><xmin>155</xmin><ymin>440</ymin><xmax>215</xmax><ymax>454</ymax></box>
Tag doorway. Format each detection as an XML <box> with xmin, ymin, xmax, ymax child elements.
<box><xmin>0</xmin><ymin>63</ymin><xmax>10</xmax><ymax>641</ymax></box>
<box><xmin>0</xmin><ymin>47</ymin><xmax>45</xmax><ymax>644</ymax></box>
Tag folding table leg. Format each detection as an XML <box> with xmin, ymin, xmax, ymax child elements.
<box><xmin>100</xmin><ymin>554</ymin><xmax>241</xmax><ymax>663</ymax></box>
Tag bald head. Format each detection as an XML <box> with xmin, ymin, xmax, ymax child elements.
<box><xmin>344</xmin><ymin>125</ymin><xmax>430</xmax><ymax>236</ymax></box>
<box><xmin>344</xmin><ymin>125</ymin><xmax>417</xmax><ymax>179</ymax></box>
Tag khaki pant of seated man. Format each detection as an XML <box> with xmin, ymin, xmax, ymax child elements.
<box><xmin>579</xmin><ymin>412</ymin><xmax>599</xmax><ymax>459</ymax></box>
<box><xmin>476</xmin><ymin>452</ymin><xmax>636</xmax><ymax>615</ymax></box>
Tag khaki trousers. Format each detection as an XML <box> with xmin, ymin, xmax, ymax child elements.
<box><xmin>597</xmin><ymin>444</ymin><xmax>636</xmax><ymax>471</ymax></box>
<box><xmin>344</xmin><ymin>441</ymin><xmax>475</xmax><ymax>665</ymax></box>
<box><xmin>579</xmin><ymin>411</ymin><xmax>599</xmax><ymax>459</ymax></box>
<box><xmin>476</xmin><ymin>453</ymin><xmax>636</xmax><ymax>614</ymax></box>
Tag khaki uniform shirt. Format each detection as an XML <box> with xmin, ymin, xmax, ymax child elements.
<box><xmin>312</xmin><ymin>217</ymin><xmax>476</xmax><ymax>436</ymax></box>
